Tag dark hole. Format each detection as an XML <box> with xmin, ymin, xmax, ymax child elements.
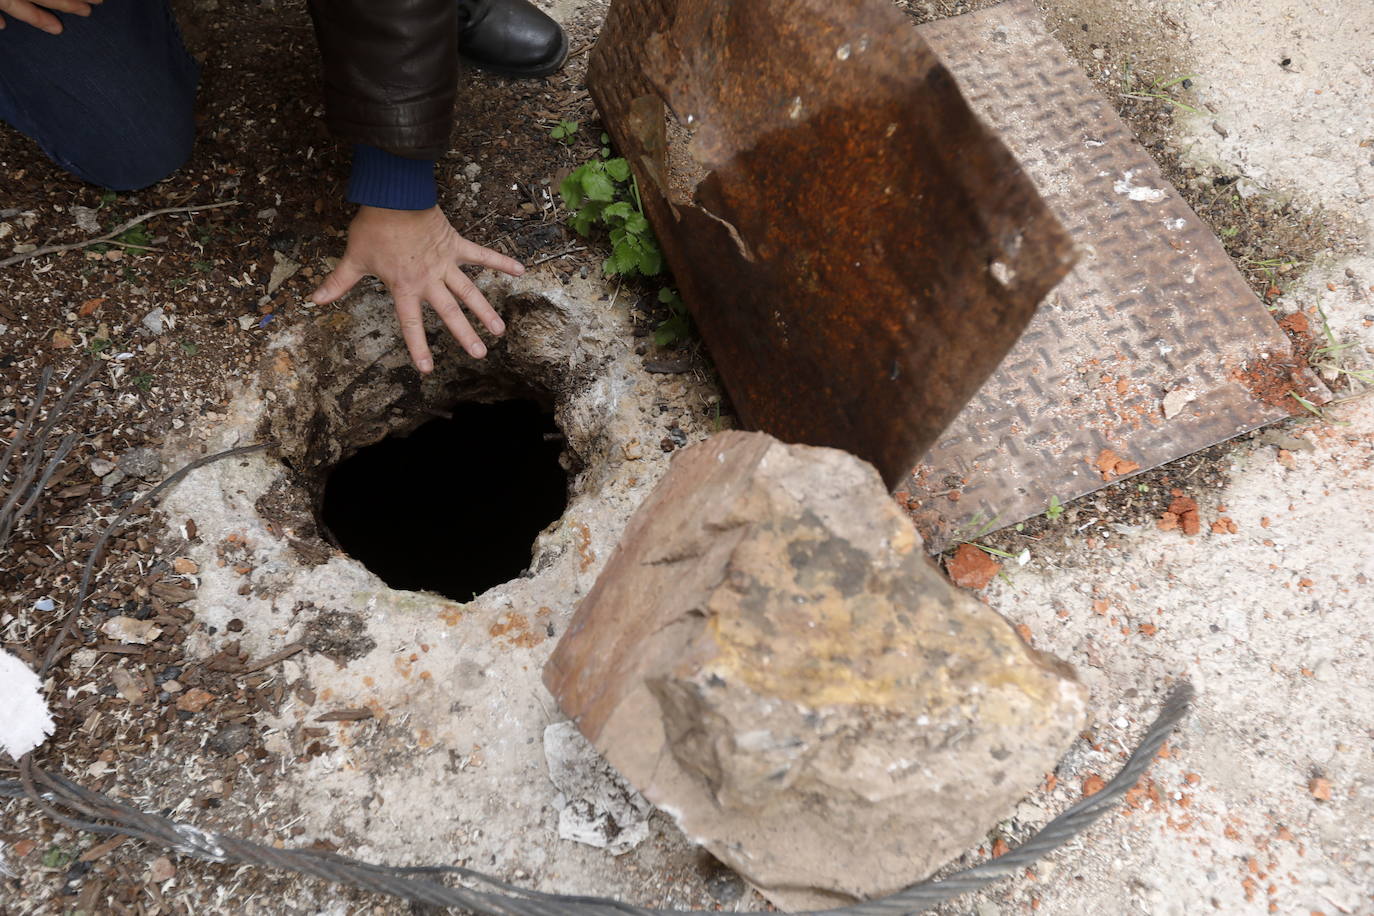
<box><xmin>319</xmin><ymin>400</ymin><xmax>567</xmax><ymax>600</ymax></box>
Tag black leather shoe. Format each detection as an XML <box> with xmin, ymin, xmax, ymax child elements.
<box><xmin>457</xmin><ymin>0</ymin><xmax>569</xmax><ymax>79</ymax></box>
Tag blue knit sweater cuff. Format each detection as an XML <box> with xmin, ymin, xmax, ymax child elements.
<box><xmin>347</xmin><ymin>144</ymin><xmax>437</xmax><ymax>210</ymax></box>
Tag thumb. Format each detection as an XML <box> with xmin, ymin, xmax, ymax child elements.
<box><xmin>310</xmin><ymin>258</ymin><xmax>366</xmax><ymax>305</ymax></box>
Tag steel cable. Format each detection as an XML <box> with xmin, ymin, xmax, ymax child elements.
<box><xmin>2</xmin><ymin>683</ymin><xmax>1192</xmax><ymax>915</ymax></box>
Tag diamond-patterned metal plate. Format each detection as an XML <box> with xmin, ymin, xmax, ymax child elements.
<box><xmin>905</xmin><ymin>0</ymin><xmax>1328</xmax><ymax>550</ymax></box>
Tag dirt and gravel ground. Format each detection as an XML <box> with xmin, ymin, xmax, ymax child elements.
<box><xmin>2</xmin><ymin>0</ymin><xmax>1371</xmax><ymax>913</ymax></box>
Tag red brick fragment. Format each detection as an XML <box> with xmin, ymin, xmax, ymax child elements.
<box><xmin>946</xmin><ymin>543</ymin><xmax>1000</xmax><ymax>590</ymax></box>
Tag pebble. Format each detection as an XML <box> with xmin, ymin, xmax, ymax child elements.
<box><xmin>89</xmin><ymin>458</ymin><xmax>116</xmax><ymax>477</ymax></box>
<box><xmin>208</xmin><ymin>723</ymin><xmax>253</xmax><ymax>756</ymax></box>
<box><xmin>33</xmin><ymin>597</ymin><xmax>55</xmax><ymax>612</ymax></box>
<box><xmin>141</xmin><ymin>308</ymin><xmax>166</xmax><ymax>336</ymax></box>
<box><xmin>117</xmin><ymin>447</ymin><xmax>161</xmax><ymax>478</ymax></box>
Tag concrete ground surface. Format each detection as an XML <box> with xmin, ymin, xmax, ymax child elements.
<box><xmin>3</xmin><ymin>0</ymin><xmax>1371</xmax><ymax>914</ymax></box>
<box><xmin>933</xmin><ymin>0</ymin><xmax>1374</xmax><ymax>913</ymax></box>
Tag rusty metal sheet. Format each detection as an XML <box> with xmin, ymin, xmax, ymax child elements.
<box><xmin>903</xmin><ymin>1</ymin><xmax>1329</xmax><ymax>549</ymax></box>
<box><xmin>587</xmin><ymin>0</ymin><xmax>1076</xmax><ymax>488</ymax></box>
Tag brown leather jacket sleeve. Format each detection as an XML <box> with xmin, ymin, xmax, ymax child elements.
<box><xmin>307</xmin><ymin>0</ymin><xmax>459</xmax><ymax>159</ymax></box>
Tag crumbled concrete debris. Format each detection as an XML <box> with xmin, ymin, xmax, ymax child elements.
<box><xmin>267</xmin><ymin>251</ymin><xmax>300</xmax><ymax>294</ymax></box>
<box><xmin>1162</xmin><ymin>386</ymin><xmax>1198</xmax><ymax>419</ymax></box>
<box><xmin>545</xmin><ymin>431</ymin><xmax>1087</xmax><ymax>909</ymax></box>
<box><xmin>544</xmin><ymin>722</ymin><xmax>651</xmax><ymax>855</ymax></box>
<box><xmin>100</xmin><ymin>616</ymin><xmax>162</xmax><ymax>645</ymax></box>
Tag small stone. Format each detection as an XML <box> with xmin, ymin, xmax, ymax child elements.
<box><xmin>33</xmin><ymin>597</ymin><xmax>55</xmax><ymax>613</ymax></box>
<box><xmin>148</xmin><ymin>856</ymin><xmax>175</xmax><ymax>883</ymax></box>
<box><xmin>464</xmin><ymin>163</ymin><xmax>482</xmax><ymax>179</ymax></box>
<box><xmin>141</xmin><ymin>308</ymin><xmax>166</xmax><ymax>336</ymax></box>
<box><xmin>172</xmin><ymin>557</ymin><xmax>199</xmax><ymax>575</ymax></box>
<box><xmin>100</xmin><ymin>616</ymin><xmax>162</xmax><ymax>645</ymax></box>
<box><xmin>1161</xmin><ymin>386</ymin><xmax>1198</xmax><ymax>420</ymax></box>
<box><xmin>704</xmin><ymin>868</ymin><xmax>746</xmax><ymax>903</ymax></box>
<box><xmin>1308</xmin><ymin>777</ymin><xmax>1332</xmax><ymax>801</ymax></box>
<box><xmin>947</xmin><ymin>543</ymin><xmax>1001</xmax><ymax>590</ymax></box>
<box><xmin>161</xmin><ymin>680</ymin><xmax>183</xmax><ymax>693</ymax></box>
<box><xmin>1081</xmin><ymin>773</ymin><xmax>1107</xmax><ymax>796</ymax></box>
<box><xmin>176</xmin><ymin>688</ymin><xmax>215</xmax><ymax>713</ymax></box>
<box><xmin>51</xmin><ymin>329</ymin><xmax>75</xmax><ymax>349</ymax></box>
<box><xmin>89</xmin><ymin>458</ymin><xmax>116</xmax><ymax>477</ymax></box>
<box><xmin>208</xmin><ymin>723</ymin><xmax>254</xmax><ymax>756</ymax></box>
<box><xmin>117</xmin><ymin>447</ymin><xmax>161</xmax><ymax>478</ymax></box>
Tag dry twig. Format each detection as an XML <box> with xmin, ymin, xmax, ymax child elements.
<box><xmin>0</xmin><ymin>201</ymin><xmax>241</xmax><ymax>269</ymax></box>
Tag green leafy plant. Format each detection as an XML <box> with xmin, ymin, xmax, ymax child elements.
<box><xmin>560</xmin><ymin>157</ymin><xmax>663</xmax><ymax>279</ymax></box>
<box><xmin>42</xmin><ymin>845</ymin><xmax>72</xmax><ymax>869</ymax></box>
<box><xmin>1044</xmin><ymin>495</ymin><xmax>1064</xmax><ymax>521</ymax></box>
<box><xmin>599</xmin><ymin>132</ymin><xmax>612</xmax><ymax>158</ymax></box>
<box><xmin>115</xmin><ymin>224</ymin><xmax>152</xmax><ymax>248</ymax></box>
<box><xmin>550</xmin><ymin>119</ymin><xmax>580</xmax><ymax>144</ymax></box>
<box><xmin>654</xmin><ymin>288</ymin><xmax>692</xmax><ymax>347</ymax></box>
<box><xmin>132</xmin><ymin>372</ymin><xmax>154</xmax><ymax>392</ymax></box>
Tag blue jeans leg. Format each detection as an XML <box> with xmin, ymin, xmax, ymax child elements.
<box><xmin>0</xmin><ymin>0</ymin><xmax>199</xmax><ymax>191</ymax></box>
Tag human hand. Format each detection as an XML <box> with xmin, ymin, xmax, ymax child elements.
<box><xmin>0</xmin><ymin>0</ymin><xmax>102</xmax><ymax>34</ymax></box>
<box><xmin>310</xmin><ymin>206</ymin><xmax>525</xmax><ymax>373</ymax></box>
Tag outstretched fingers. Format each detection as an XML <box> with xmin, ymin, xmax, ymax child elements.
<box><xmin>393</xmin><ymin>294</ymin><xmax>435</xmax><ymax>374</ymax></box>
<box><xmin>446</xmin><ymin>267</ymin><xmax>504</xmax><ymax>338</ymax></box>
<box><xmin>427</xmin><ymin>283</ymin><xmax>487</xmax><ymax>359</ymax></box>
<box><xmin>457</xmin><ymin>238</ymin><xmax>525</xmax><ymax>278</ymax></box>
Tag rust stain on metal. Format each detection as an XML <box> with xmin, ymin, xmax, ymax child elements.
<box><xmin>588</xmin><ymin>0</ymin><xmax>1076</xmax><ymax>488</ymax></box>
<box><xmin>904</xmin><ymin>1</ymin><xmax>1329</xmax><ymax>549</ymax></box>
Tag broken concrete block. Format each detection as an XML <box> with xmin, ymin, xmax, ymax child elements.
<box><xmin>544</xmin><ymin>431</ymin><xmax>1087</xmax><ymax>910</ymax></box>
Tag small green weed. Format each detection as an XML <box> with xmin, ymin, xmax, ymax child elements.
<box><xmin>550</xmin><ymin>119</ymin><xmax>580</xmax><ymax>144</ymax></box>
<box><xmin>1309</xmin><ymin>306</ymin><xmax>1374</xmax><ymax>387</ymax></box>
<box><xmin>560</xmin><ymin>157</ymin><xmax>664</xmax><ymax>279</ymax></box>
<box><xmin>653</xmin><ymin>288</ymin><xmax>692</xmax><ymax>348</ymax></box>
<box><xmin>1044</xmin><ymin>495</ymin><xmax>1064</xmax><ymax>521</ymax></box>
<box><xmin>88</xmin><ymin>337</ymin><xmax>112</xmax><ymax>355</ymax></box>
<box><xmin>42</xmin><ymin>845</ymin><xmax>72</xmax><ymax>869</ymax></box>
<box><xmin>114</xmin><ymin>224</ymin><xmax>152</xmax><ymax>249</ymax></box>
<box><xmin>180</xmin><ymin>341</ymin><xmax>200</xmax><ymax>356</ymax></box>
<box><xmin>132</xmin><ymin>372</ymin><xmax>154</xmax><ymax>392</ymax></box>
